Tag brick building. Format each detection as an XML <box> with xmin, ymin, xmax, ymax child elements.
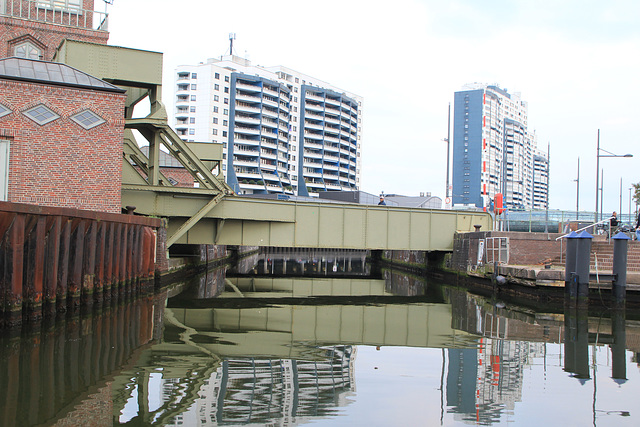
<box><xmin>0</xmin><ymin>1</ymin><xmax>127</xmax><ymax>213</ymax></box>
<box><xmin>0</xmin><ymin>0</ymin><xmax>109</xmax><ymax>60</ymax></box>
<box><xmin>0</xmin><ymin>57</ymin><xmax>126</xmax><ymax>212</ymax></box>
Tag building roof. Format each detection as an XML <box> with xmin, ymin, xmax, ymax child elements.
<box><xmin>0</xmin><ymin>57</ymin><xmax>125</xmax><ymax>93</ymax></box>
<box><xmin>139</xmin><ymin>146</ymin><xmax>183</xmax><ymax>168</ymax></box>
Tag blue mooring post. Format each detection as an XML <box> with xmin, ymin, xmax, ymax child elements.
<box><xmin>612</xmin><ymin>232</ymin><xmax>630</xmax><ymax>308</ymax></box>
<box><xmin>575</xmin><ymin>231</ymin><xmax>593</xmax><ymax>305</ymax></box>
<box><xmin>564</xmin><ymin>231</ymin><xmax>579</xmax><ymax>301</ymax></box>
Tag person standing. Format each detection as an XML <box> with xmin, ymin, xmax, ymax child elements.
<box><xmin>636</xmin><ymin>210</ymin><xmax>640</xmax><ymax>240</ymax></box>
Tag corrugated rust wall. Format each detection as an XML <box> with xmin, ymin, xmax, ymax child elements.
<box><xmin>0</xmin><ymin>201</ymin><xmax>162</xmax><ymax>328</ymax></box>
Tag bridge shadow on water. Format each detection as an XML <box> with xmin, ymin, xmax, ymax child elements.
<box><xmin>1</xmin><ymin>248</ymin><xmax>639</xmax><ymax>425</ymax></box>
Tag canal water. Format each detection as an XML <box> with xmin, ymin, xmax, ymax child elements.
<box><xmin>1</xmin><ymin>249</ymin><xmax>640</xmax><ymax>426</ymax></box>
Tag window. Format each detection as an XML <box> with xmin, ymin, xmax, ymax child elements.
<box><xmin>225</xmin><ymin>76</ymin><xmax>229</xmax><ymax>82</ymax></box>
<box><xmin>215</xmin><ymin>84</ymin><xmax>219</xmax><ymax>90</ymax></box>
<box><xmin>224</xmin><ymin>87</ymin><xmax>229</xmax><ymax>93</ymax></box>
<box><xmin>14</xmin><ymin>42</ymin><xmax>43</xmax><ymax>60</ymax></box>
<box><xmin>190</xmin><ymin>95</ymin><xmax>196</xmax><ymax>101</ymax></box>
<box><xmin>24</xmin><ymin>104</ymin><xmax>59</xmax><ymax>125</ymax></box>
<box><xmin>295</xmin><ymin>78</ymin><xmax>299</xmax><ymax>83</ymax></box>
<box><xmin>224</xmin><ymin>109</ymin><xmax>228</xmax><ymax>115</ymax></box>
<box><xmin>0</xmin><ymin>139</ymin><xmax>9</xmax><ymax>201</ymax></box>
<box><xmin>213</xmin><ymin>129</ymin><xmax>218</xmax><ymax>135</ymax></box>
<box><xmin>189</xmin><ymin>129</ymin><xmax>195</xmax><ymax>135</ymax></box>
<box><xmin>37</xmin><ymin>0</ymin><xmax>82</xmax><ymax>13</ymax></box>
<box><xmin>222</xmin><ymin>131</ymin><xmax>228</xmax><ymax>137</ymax></box>
<box><xmin>213</xmin><ymin>118</ymin><xmax>218</xmax><ymax>124</ymax></box>
<box><xmin>0</xmin><ymin>104</ymin><xmax>11</xmax><ymax>119</ymax></box>
<box><xmin>214</xmin><ymin>106</ymin><xmax>219</xmax><ymax>113</ymax></box>
<box><xmin>224</xmin><ymin>98</ymin><xmax>228</xmax><ymax>104</ymax></box>
<box><xmin>191</xmin><ymin>73</ymin><xmax>197</xmax><ymax>79</ymax></box>
<box><xmin>189</xmin><ymin>117</ymin><xmax>195</xmax><ymax>124</ymax></box>
<box><xmin>214</xmin><ymin>95</ymin><xmax>219</xmax><ymax>102</ymax></box>
<box><xmin>215</xmin><ymin>73</ymin><xmax>220</xmax><ymax>79</ymax></box>
<box><xmin>223</xmin><ymin>120</ymin><xmax>228</xmax><ymax>126</ymax></box>
<box><xmin>191</xmin><ymin>84</ymin><xmax>197</xmax><ymax>90</ymax></box>
<box><xmin>190</xmin><ymin>106</ymin><xmax>196</xmax><ymax>113</ymax></box>
<box><xmin>70</xmin><ymin>110</ymin><xmax>105</xmax><ymax>129</ymax></box>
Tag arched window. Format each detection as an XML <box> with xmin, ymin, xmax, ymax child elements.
<box><xmin>14</xmin><ymin>42</ymin><xmax>42</xmax><ymax>60</ymax></box>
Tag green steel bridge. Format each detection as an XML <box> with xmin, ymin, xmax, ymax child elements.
<box><xmin>54</xmin><ymin>40</ymin><xmax>491</xmax><ymax>252</ymax></box>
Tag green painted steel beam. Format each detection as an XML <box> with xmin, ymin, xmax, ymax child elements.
<box><xmin>122</xmin><ymin>188</ymin><xmax>492</xmax><ymax>251</ymax></box>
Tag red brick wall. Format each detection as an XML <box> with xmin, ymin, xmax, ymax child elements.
<box><xmin>0</xmin><ymin>0</ymin><xmax>108</xmax><ymax>60</ymax></box>
<box><xmin>0</xmin><ymin>78</ymin><xmax>125</xmax><ymax>213</ymax></box>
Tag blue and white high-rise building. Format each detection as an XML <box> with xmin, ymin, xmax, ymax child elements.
<box><xmin>452</xmin><ymin>83</ymin><xmax>547</xmax><ymax>210</ymax></box>
<box><xmin>174</xmin><ymin>55</ymin><xmax>363</xmax><ymax>197</ymax></box>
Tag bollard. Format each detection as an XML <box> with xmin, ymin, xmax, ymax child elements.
<box><xmin>575</xmin><ymin>231</ymin><xmax>593</xmax><ymax>304</ymax></box>
<box><xmin>612</xmin><ymin>232</ymin><xmax>630</xmax><ymax>308</ymax></box>
<box><xmin>564</xmin><ymin>231</ymin><xmax>579</xmax><ymax>300</ymax></box>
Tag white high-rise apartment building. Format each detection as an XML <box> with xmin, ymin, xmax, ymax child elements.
<box><xmin>174</xmin><ymin>55</ymin><xmax>363</xmax><ymax>197</ymax></box>
<box><xmin>452</xmin><ymin>83</ymin><xmax>548</xmax><ymax>210</ymax></box>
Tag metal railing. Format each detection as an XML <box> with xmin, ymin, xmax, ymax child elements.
<box><xmin>555</xmin><ymin>216</ymin><xmax>614</xmax><ymax>240</ymax></box>
<box><xmin>1</xmin><ymin>0</ymin><xmax>109</xmax><ymax>32</ymax></box>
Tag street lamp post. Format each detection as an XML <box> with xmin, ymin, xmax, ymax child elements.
<box><xmin>594</xmin><ymin>129</ymin><xmax>633</xmax><ymax>223</ymax></box>
<box><xmin>445</xmin><ymin>103</ymin><xmax>451</xmax><ymax>200</ymax></box>
<box><xmin>575</xmin><ymin>157</ymin><xmax>580</xmax><ymax>221</ymax></box>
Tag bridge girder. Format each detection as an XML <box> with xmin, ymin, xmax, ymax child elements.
<box><xmin>122</xmin><ymin>187</ymin><xmax>492</xmax><ymax>251</ymax></box>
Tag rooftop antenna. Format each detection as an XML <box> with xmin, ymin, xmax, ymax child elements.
<box><xmin>229</xmin><ymin>33</ymin><xmax>236</xmax><ymax>56</ymax></box>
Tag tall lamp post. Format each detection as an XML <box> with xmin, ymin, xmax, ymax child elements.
<box><xmin>445</xmin><ymin>103</ymin><xmax>451</xmax><ymax>200</ymax></box>
<box><xmin>575</xmin><ymin>157</ymin><xmax>580</xmax><ymax>221</ymax></box>
<box><xmin>594</xmin><ymin>129</ymin><xmax>633</xmax><ymax>223</ymax></box>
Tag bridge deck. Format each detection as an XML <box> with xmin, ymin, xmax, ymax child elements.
<box><xmin>123</xmin><ymin>188</ymin><xmax>492</xmax><ymax>251</ymax></box>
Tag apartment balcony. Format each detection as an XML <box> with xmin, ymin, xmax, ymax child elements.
<box><xmin>1</xmin><ymin>0</ymin><xmax>110</xmax><ymax>31</ymax></box>
<box><xmin>262</xmin><ymin>108</ymin><xmax>278</xmax><ymax>118</ymax></box>
<box><xmin>306</xmin><ymin>102</ymin><xmax>324</xmax><ymax>113</ymax></box>
<box><xmin>235</xmin><ymin>170</ymin><xmax>263</xmax><ymax>180</ymax></box>
<box><xmin>325</xmin><ymin>97</ymin><xmax>340</xmax><ymax>107</ymax></box>
<box><xmin>324</xmin><ymin>142</ymin><xmax>340</xmax><ymax>158</ymax></box>
<box><xmin>304</xmin><ymin>140</ymin><xmax>323</xmax><ymax>150</ymax></box>
<box><xmin>324</xmin><ymin>103</ymin><xmax>339</xmax><ymax>113</ymax></box>
<box><xmin>235</xmin><ymin>125</ymin><xmax>260</xmax><ymax>136</ymax></box>
<box><xmin>323</xmin><ymin>163</ymin><xmax>339</xmax><ymax>171</ymax></box>
<box><xmin>236</xmin><ymin>82</ymin><xmax>261</xmax><ymax>92</ymax></box>
<box><xmin>263</xmin><ymin>86</ymin><xmax>279</xmax><ymax>97</ymax></box>
<box><xmin>305</xmin><ymin>150</ymin><xmax>323</xmax><ymax>160</ymax></box>
<box><xmin>234</xmin><ymin>146</ymin><xmax>259</xmax><ymax>156</ymax></box>
<box><xmin>320</xmin><ymin>135</ymin><xmax>337</xmax><ymax>144</ymax></box>
<box><xmin>262</xmin><ymin>98</ymin><xmax>279</xmax><ymax>109</ymax></box>
<box><xmin>235</xmin><ymin>115</ymin><xmax>260</xmax><ymax>125</ymax></box>
<box><xmin>306</xmin><ymin>180</ymin><xmax>326</xmax><ymax>189</ymax></box>
<box><xmin>325</xmin><ymin>116</ymin><xmax>340</xmax><ymax>126</ymax></box>
<box><xmin>325</xmin><ymin>182</ymin><xmax>342</xmax><ymax>190</ymax></box>
<box><xmin>260</xmin><ymin>139</ymin><xmax>278</xmax><ymax>150</ymax></box>
<box><xmin>260</xmin><ymin>149</ymin><xmax>277</xmax><ymax>160</ymax></box>
<box><xmin>305</xmin><ymin>111</ymin><xmax>324</xmax><ymax>121</ymax></box>
<box><xmin>236</xmin><ymin>93</ymin><xmax>261</xmax><ymax>103</ymax></box>
<box><xmin>235</xmin><ymin>102</ymin><xmax>260</xmax><ymax>114</ymax></box>
<box><xmin>305</xmin><ymin>92</ymin><xmax>324</xmax><ymax>103</ymax></box>
<box><xmin>233</xmin><ymin>135</ymin><xmax>260</xmax><ymax>144</ymax></box>
<box><xmin>259</xmin><ymin>161</ymin><xmax>277</xmax><ymax>171</ymax></box>
<box><xmin>304</xmin><ymin>122</ymin><xmax>323</xmax><ymax>131</ymax></box>
<box><xmin>277</xmin><ymin>133</ymin><xmax>288</xmax><ymax>144</ymax></box>
<box><xmin>304</xmin><ymin>131</ymin><xmax>323</xmax><ymax>141</ymax></box>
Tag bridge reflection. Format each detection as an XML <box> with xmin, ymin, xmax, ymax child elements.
<box><xmin>1</xmin><ymin>267</ymin><xmax>639</xmax><ymax>426</ymax></box>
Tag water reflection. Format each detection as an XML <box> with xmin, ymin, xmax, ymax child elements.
<box><xmin>2</xmin><ymin>251</ymin><xmax>640</xmax><ymax>425</ymax></box>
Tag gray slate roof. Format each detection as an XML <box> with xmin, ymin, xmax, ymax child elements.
<box><xmin>0</xmin><ymin>57</ymin><xmax>124</xmax><ymax>93</ymax></box>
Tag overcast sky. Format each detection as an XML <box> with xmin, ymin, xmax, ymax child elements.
<box><xmin>107</xmin><ymin>0</ymin><xmax>640</xmax><ymax>215</ymax></box>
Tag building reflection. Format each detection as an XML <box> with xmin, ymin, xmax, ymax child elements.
<box><xmin>3</xmin><ymin>255</ymin><xmax>639</xmax><ymax>426</ymax></box>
